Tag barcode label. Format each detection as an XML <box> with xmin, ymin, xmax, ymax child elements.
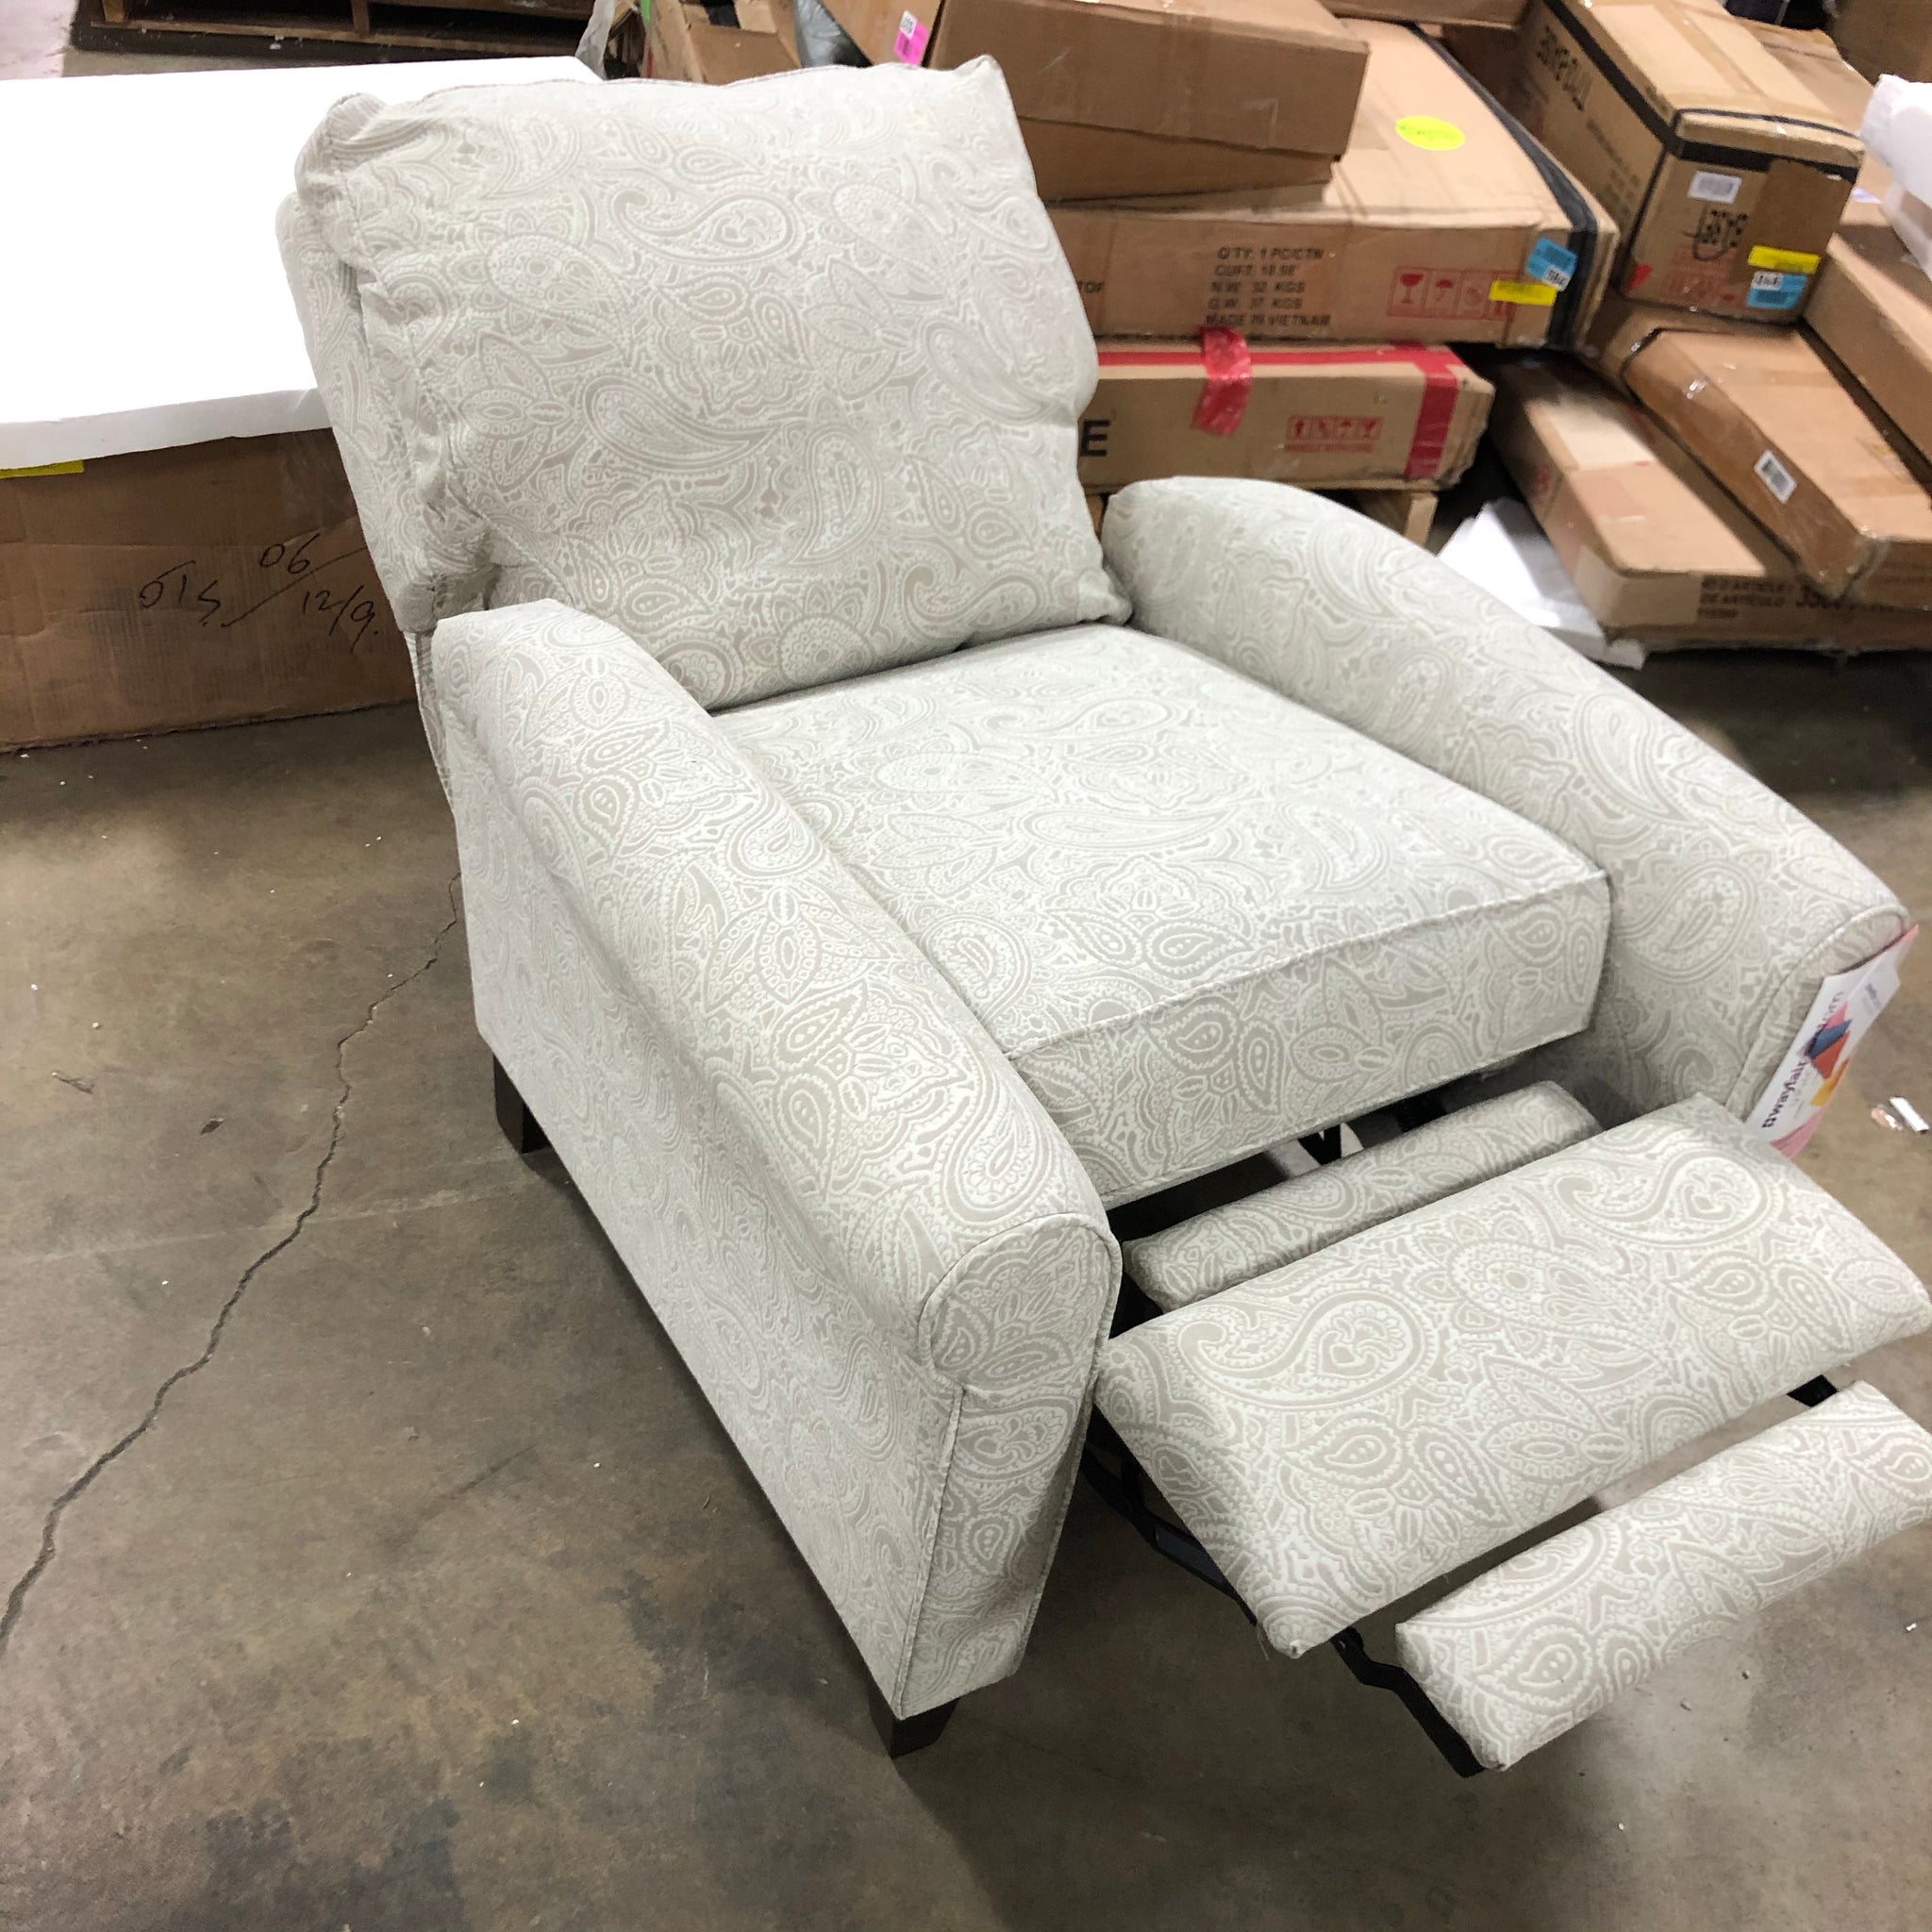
<box><xmin>1690</xmin><ymin>170</ymin><xmax>1742</xmax><ymax>204</ymax></box>
<box><xmin>1755</xmin><ymin>447</ymin><xmax>1798</xmax><ymax>504</ymax></box>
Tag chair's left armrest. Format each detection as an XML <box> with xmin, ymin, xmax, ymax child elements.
<box><xmin>433</xmin><ymin>598</ymin><xmax>1118</xmax><ymax>1381</ymax></box>
<box><xmin>1104</xmin><ymin>478</ymin><xmax>1910</xmax><ymax>1127</ymax></box>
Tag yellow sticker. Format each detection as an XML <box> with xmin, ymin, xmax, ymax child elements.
<box><xmin>1489</xmin><ymin>278</ymin><xmax>1560</xmax><ymax>307</ymax></box>
<box><xmin>1747</xmin><ymin>244</ymin><xmax>1821</xmax><ymax>274</ymax></box>
<box><xmin>1395</xmin><ymin>114</ymin><xmax>1465</xmax><ymax>151</ymax></box>
<box><xmin>0</xmin><ymin>460</ymin><xmax>84</xmax><ymax>479</ymax></box>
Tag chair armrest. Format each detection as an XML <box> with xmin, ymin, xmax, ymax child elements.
<box><xmin>433</xmin><ymin>600</ymin><xmax>1117</xmax><ymax>1379</ymax></box>
<box><xmin>1104</xmin><ymin>479</ymin><xmax>1909</xmax><ymax>1125</ymax></box>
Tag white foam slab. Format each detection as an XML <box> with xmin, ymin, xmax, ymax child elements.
<box><xmin>0</xmin><ymin>57</ymin><xmax>596</xmax><ymax>469</ymax></box>
<box><xmin>1437</xmin><ymin>499</ymin><xmax>1646</xmax><ymax>669</ymax></box>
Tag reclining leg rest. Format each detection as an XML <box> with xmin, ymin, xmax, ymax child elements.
<box><xmin>1093</xmin><ymin>1094</ymin><xmax>1932</xmax><ymax>1766</ymax></box>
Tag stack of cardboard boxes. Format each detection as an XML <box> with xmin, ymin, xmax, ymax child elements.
<box><xmin>650</xmin><ymin>0</ymin><xmax>1617</xmax><ymax>530</ymax></box>
<box><xmin>1453</xmin><ymin>0</ymin><xmax>1932</xmax><ymax>652</ymax></box>
<box><xmin>646</xmin><ymin>0</ymin><xmax>1932</xmax><ymax>655</ymax></box>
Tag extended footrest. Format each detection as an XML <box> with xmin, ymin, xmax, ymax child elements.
<box><xmin>1092</xmin><ymin>1093</ymin><xmax>1932</xmax><ymax>1764</ymax></box>
<box><xmin>1123</xmin><ymin>1082</ymin><xmax>1597</xmax><ymax>1311</ymax></box>
<box><xmin>1398</xmin><ymin>1383</ymin><xmax>1932</xmax><ymax>1768</ymax></box>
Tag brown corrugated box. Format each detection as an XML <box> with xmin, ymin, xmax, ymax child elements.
<box><xmin>1622</xmin><ymin>327</ymin><xmax>1932</xmax><ymax>606</ymax></box>
<box><xmin>1078</xmin><ymin>341</ymin><xmax>1491</xmax><ymax>492</ymax></box>
<box><xmin>827</xmin><ymin>0</ymin><xmax>1362</xmax><ymax>196</ymax></box>
<box><xmin>1579</xmin><ymin>288</ymin><xmax>1769</xmax><ymax>375</ymax></box>
<box><xmin>1500</xmin><ymin>0</ymin><xmax>1861</xmax><ymax>318</ymax></box>
<box><xmin>828</xmin><ymin>0</ymin><xmax>1366</xmax><ymax>158</ymax></box>
<box><xmin>1738</xmin><ymin>20</ymin><xmax>1932</xmax><ymax>475</ymax></box>
<box><xmin>1330</xmin><ymin>0</ymin><xmax>1524</xmax><ymax>24</ymax></box>
<box><xmin>1810</xmin><ymin>229</ymin><xmax>1932</xmax><ymax>471</ymax></box>
<box><xmin>2</xmin><ymin>433</ymin><xmax>413</xmax><ymax>749</ymax></box>
<box><xmin>1488</xmin><ymin>357</ymin><xmax>1932</xmax><ymax>646</ymax></box>
<box><xmin>1022</xmin><ymin>121</ymin><xmax>1331</xmax><ymax>202</ymax></box>
<box><xmin>1829</xmin><ymin>0</ymin><xmax>1932</xmax><ymax>85</ymax></box>
<box><xmin>929</xmin><ymin>0</ymin><xmax>1366</xmax><ymax>158</ymax></box>
<box><xmin>1050</xmin><ymin>23</ymin><xmax>1615</xmax><ymax>344</ymax></box>
<box><xmin>646</xmin><ymin>0</ymin><xmax>798</xmax><ymax>81</ymax></box>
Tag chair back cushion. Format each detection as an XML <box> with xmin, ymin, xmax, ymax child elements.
<box><xmin>294</xmin><ymin>62</ymin><xmax>1124</xmax><ymax>708</ymax></box>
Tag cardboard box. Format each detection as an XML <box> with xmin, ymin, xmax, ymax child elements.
<box><xmin>1077</xmin><ymin>341</ymin><xmax>1491</xmax><ymax>491</ymax></box>
<box><xmin>647</xmin><ymin>0</ymin><xmax>1330</xmax><ymax>197</ymax></box>
<box><xmin>1488</xmin><ymin>358</ymin><xmax>1932</xmax><ymax>646</ymax></box>
<box><xmin>1743</xmin><ymin>15</ymin><xmax>1877</xmax><ymax>135</ymax></box>
<box><xmin>1023</xmin><ymin>122</ymin><xmax>1332</xmax><ymax>202</ymax></box>
<box><xmin>1830</xmin><ymin>0</ymin><xmax>1932</xmax><ymax>85</ymax></box>
<box><xmin>1810</xmin><ymin>226</ymin><xmax>1932</xmax><ymax>470</ymax></box>
<box><xmin>1050</xmin><ymin>23</ymin><xmax>1615</xmax><ymax>345</ymax></box>
<box><xmin>940</xmin><ymin>0</ymin><xmax>1364</xmax><ymax>158</ymax></box>
<box><xmin>1580</xmin><ymin>288</ymin><xmax>1775</xmax><ymax>376</ymax></box>
<box><xmin>833</xmin><ymin>0</ymin><xmax>1367</xmax><ymax>160</ymax></box>
<box><xmin>1736</xmin><ymin>16</ymin><xmax>1932</xmax><ymax>470</ymax></box>
<box><xmin>2</xmin><ymin>432</ymin><xmax>413</xmax><ymax>749</ymax></box>
<box><xmin>646</xmin><ymin>0</ymin><xmax>798</xmax><ymax>82</ymax></box>
<box><xmin>1503</xmin><ymin>0</ymin><xmax>1861</xmax><ymax>318</ymax></box>
<box><xmin>1330</xmin><ymin>0</ymin><xmax>1524</xmax><ymax>24</ymax></box>
<box><xmin>1623</xmin><ymin>327</ymin><xmax>1932</xmax><ymax>605</ymax></box>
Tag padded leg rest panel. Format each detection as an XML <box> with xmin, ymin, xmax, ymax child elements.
<box><xmin>1123</xmin><ymin>1083</ymin><xmax>1598</xmax><ymax>1311</ymax></box>
<box><xmin>1397</xmin><ymin>1383</ymin><xmax>1932</xmax><ymax>1768</ymax></box>
<box><xmin>1094</xmin><ymin>1096</ymin><xmax>1932</xmax><ymax>1657</ymax></box>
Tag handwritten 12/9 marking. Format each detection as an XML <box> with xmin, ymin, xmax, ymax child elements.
<box><xmin>136</xmin><ymin>530</ymin><xmax>381</xmax><ymax>648</ymax></box>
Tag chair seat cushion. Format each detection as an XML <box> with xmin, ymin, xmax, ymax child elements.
<box><xmin>719</xmin><ymin>626</ymin><xmax>1610</xmax><ymax>1203</ymax></box>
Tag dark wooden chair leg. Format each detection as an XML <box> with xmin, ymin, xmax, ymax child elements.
<box><xmin>492</xmin><ymin>1056</ymin><xmax>549</xmax><ymax>1156</ymax></box>
<box><xmin>867</xmin><ymin>1681</ymin><xmax>958</xmax><ymax>1758</ymax></box>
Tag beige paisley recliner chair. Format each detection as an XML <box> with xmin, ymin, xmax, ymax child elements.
<box><xmin>279</xmin><ymin>58</ymin><xmax>1932</xmax><ymax>1773</ymax></box>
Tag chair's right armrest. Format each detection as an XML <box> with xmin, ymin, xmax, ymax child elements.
<box><xmin>432</xmin><ymin>600</ymin><xmax>1118</xmax><ymax>1382</ymax></box>
<box><xmin>1104</xmin><ymin>479</ymin><xmax>1910</xmax><ymax>1127</ymax></box>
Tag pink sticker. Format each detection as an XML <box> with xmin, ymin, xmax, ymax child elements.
<box><xmin>893</xmin><ymin>10</ymin><xmax>929</xmax><ymax>60</ymax></box>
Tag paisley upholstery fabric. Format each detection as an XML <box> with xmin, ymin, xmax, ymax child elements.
<box><xmin>1399</xmin><ymin>1382</ymin><xmax>1932</xmax><ymax>1768</ymax></box>
<box><xmin>1093</xmin><ymin>1096</ymin><xmax>1932</xmax><ymax>1658</ymax></box>
<box><xmin>1102</xmin><ymin>480</ymin><xmax>1911</xmax><ymax>1129</ymax></box>
<box><xmin>1123</xmin><ymin>1083</ymin><xmax>1598</xmax><ymax>1311</ymax></box>
<box><xmin>274</xmin><ymin>195</ymin><xmax>490</xmax><ymax>648</ymax></box>
<box><xmin>432</xmin><ymin>600</ymin><xmax>1119</xmax><ymax>1715</ymax></box>
<box><xmin>721</xmin><ymin>627</ymin><xmax>1610</xmax><ymax>1205</ymax></box>
<box><xmin>293</xmin><ymin>63</ymin><xmax>1124</xmax><ymax>714</ymax></box>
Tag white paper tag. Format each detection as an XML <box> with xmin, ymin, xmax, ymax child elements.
<box><xmin>1755</xmin><ymin>447</ymin><xmax>1798</xmax><ymax>504</ymax></box>
<box><xmin>1748</xmin><ymin>927</ymin><xmax>1919</xmax><ymax>1155</ymax></box>
<box><xmin>1690</xmin><ymin>169</ymin><xmax>1743</xmax><ymax>204</ymax></box>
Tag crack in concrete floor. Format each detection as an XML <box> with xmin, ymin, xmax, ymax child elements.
<box><xmin>0</xmin><ymin>874</ymin><xmax>463</xmax><ymax>1664</ymax></box>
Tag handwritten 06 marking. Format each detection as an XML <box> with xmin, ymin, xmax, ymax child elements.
<box><xmin>135</xmin><ymin>532</ymin><xmax>381</xmax><ymax>647</ymax></box>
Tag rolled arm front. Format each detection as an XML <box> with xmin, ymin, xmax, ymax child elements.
<box><xmin>435</xmin><ymin>600</ymin><xmax>1118</xmax><ymax>1714</ymax></box>
<box><xmin>1104</xmin><ymin>479</ymin><xmax>1909</xmax><ymax>1127</ymax></box>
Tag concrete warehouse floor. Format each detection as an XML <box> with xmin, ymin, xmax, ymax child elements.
<box><xmin>2</xmin><ymin>652</ymin><xmax>1930</xmax><ymax>1932</ymax></box>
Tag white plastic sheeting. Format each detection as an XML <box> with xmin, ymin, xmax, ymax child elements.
<box><xmin>0</xmin><ymin>58</ymin><xmax>595</xmax><ymax>469</ymax></box>
<box><xmin>1860</xmin><ymin>75</ymin><xmax>1932</xmax><ymax>278</ymax></box>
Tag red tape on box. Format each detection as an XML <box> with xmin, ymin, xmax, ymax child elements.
<box><xmin>1403</xmin><ymin>348</ymin><xmax>1464</xmax><ymax>482</ymax></box>
<box><xmin>1191</xmin><ymin>327</ymin><xmax>1254</xmax><ymax>436</ymax></box>
<box><xmin>1100</xmin><ymin>342</ymin><xmax>1468</xmax><ymax>481</ymax></box>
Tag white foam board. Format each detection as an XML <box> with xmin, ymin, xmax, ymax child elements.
<box><xmin>1437</xmin><ymin>499</ymin><xmax>1646</xmax><ymax>668</ymax></box>
<box><xmin>0</xmin><ymin>57</ymin><xmax>596</xmax><ymax>469</ymax></box>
